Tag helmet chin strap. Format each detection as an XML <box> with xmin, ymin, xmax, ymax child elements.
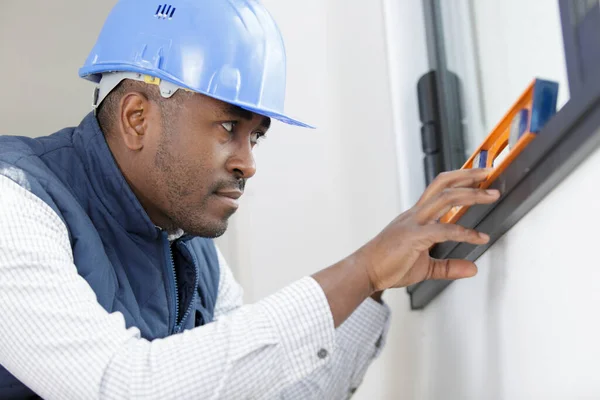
<box><xmin>92</xmin><ymin>72</ymin><xmax>188</xmax><ymax>115</ymax></box>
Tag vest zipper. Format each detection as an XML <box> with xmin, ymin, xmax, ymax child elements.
<box><xmin>173</xmin><ymin>241</ymin><xmax>200</xmax><ymax>333</ymax></box>
<box><xmin>163</xmin><ymin>232</ymin><xmax>179</xmax><ymax>334</ymax></box>
<box><xmin>169</xmin><ymin>242</ymin><xmax>180</xmax><ymax>328</ymax></box>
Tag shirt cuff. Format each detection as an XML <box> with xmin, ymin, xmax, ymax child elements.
<box><xmin>258</xmin><ymin>276</ymin><xmax>336</xmax><ymax>383</ymax></box>
<box><xmin>336</xmin><ymin>296</ymin><xmax>391</xmax><ymax>358</ymax></box>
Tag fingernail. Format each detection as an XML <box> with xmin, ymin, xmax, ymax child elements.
<box><xmin>479</xmin><ymin>232</ymin><xmax>490</xmax><ymax>240</ymax></box>
<box><xmin>486</xmin><ymin>189</ymin><xmax>500</xmax><ymax>196</ymax></box>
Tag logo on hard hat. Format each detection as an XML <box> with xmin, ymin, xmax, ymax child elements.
<box><xmin>155</xmin><ymin>4</ymin><xmax>176</xmax><ymax>19</ymax></box>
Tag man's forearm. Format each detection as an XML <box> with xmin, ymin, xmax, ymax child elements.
<box><xmin>312</xmin><ymin>248</ymin><xmax>374</xmax><ymax>328</ymax></box>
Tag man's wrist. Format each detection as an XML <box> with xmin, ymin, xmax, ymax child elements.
<box><xmin>312</xmin><ymin>251</ymin><xmax>374</xmax><ymax>328</ymax></box>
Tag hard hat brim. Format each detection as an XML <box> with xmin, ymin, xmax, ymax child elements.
<box><xmin>235</xmin><ymin>103</ymin><xmax>316</xmax><ymax>130</ymax></box>
<box><xmin>80</xmin><ymin>66</ymin><xmax>315</xmax><ymax>129</ymax></box>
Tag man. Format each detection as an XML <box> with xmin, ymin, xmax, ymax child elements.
<box><xmin>0</xmin><ymin>0</ymin><xmax>500</xmax><ymax>398</ymax></box>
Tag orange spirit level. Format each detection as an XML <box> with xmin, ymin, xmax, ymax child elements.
<box><xmin>440</xmin><ymin>78</ymin><xmax>559</xmax><ymax>224</ymax></box>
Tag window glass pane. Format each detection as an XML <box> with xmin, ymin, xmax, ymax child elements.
<box><xmin>439</xmin><ymin>0</ymin><xmax>569</xmax><ymax>155</ymax></box>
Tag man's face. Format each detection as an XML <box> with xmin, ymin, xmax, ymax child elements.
<box><xmin>133</xmin><ymin>92</ymin><xmax>270</xmax><ymax>238</ymax></box>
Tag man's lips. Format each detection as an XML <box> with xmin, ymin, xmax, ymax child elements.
<box><xmin>214</xmin><ymin>190</ymin><xmax>243</xmax><ymax>200</ymax></box>
<box><xmin>214</xmin><ymin>189</ymin><xmax>243</xmax><ymax>209</ymax></box>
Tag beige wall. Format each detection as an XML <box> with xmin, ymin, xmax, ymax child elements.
<box><xmin>0</xmin><ymin>1</ymin><xmax>117</xmax><ymax>135</ymax></box>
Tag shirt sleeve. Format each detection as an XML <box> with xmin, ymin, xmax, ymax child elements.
<box><xmin>213</xmin><ymin>248</ymin><xmax>245</xmax><ymax>320</ymax></box>
<box><xmin>213</xmin><ymin>247</ymin><xmax>391</xmax><ymax>399</ymax></box>
<box><xmin>0</xmin><ymin>175</ymin><xmax>337</xmax><ymax>399</ymax></box>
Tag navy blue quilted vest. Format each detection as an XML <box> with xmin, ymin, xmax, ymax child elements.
<box><xmin>0</xmin><ymin>113</ymin><xmax>220</xmax><ymax>398</ymax></box>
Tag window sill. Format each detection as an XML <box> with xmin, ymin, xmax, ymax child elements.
<box><xmin>407</xmin><ymin>75</ymin><xmax>600</xmax><ymax>310</ymax></box>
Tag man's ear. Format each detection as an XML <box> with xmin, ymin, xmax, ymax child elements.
<box><xmin>119</xmin><ymin>92</ymin><xmax>150</xmax><ymax>151</ymax></box>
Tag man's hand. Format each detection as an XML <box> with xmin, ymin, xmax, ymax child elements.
<box><xmin>313</xmin><ymin>168</ymin><xmax>500</xmax><ymax>327</ymax></box>
<box><xmin>358</xmin><ymin>168</ymin><xmax>500</xmax><ymax>291</ymax></box>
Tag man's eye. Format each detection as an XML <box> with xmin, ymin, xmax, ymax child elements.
<box><xmin>221</xmin><ymin>122</ymin><xmax>236</xmax><ymax>132</ymax></box>
<box><xmin>251</xmin><ymin>132</ymin><xmax>266</xmax><ymax>145</ymax></box>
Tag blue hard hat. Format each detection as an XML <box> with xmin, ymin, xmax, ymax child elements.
<box><xmin>79</xmin><ymin>0</ymin><xmax>313</xmax><ymax>128</ymax></box>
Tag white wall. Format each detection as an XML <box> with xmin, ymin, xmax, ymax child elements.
<box><xmin>236</xmin><ymin>0</ymin><xmax>401</xmax><ymax>300</ymax></box>
<box><xmin>414</xmin><ymin>140</ymin><xmax>600</xmax><ymax>400</ymax></box>
<box><xmin>383</xmin><ymin>1</ymin><xmax>600</xmax><ymax>399</ymax></box>
<box><xmin>0</xmin><ymin>1</ymin><xmax>407</xmax><ymax>398</ymax></box>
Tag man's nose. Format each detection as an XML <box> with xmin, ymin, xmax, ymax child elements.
<box><xmin>225</xmin><ymin>139</ymin><xmax>257</xmax><ymax>180</ymax></box>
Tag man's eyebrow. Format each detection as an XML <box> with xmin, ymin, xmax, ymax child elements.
<box><xmin>260</xmin><ymin>116</ymin><xmax>271</xmax><ymax>130</ymax></box>
<box><xmin>222</xmin><ymin>104</ymin><xmax>254</xmax><ymax>120</ymax></box>
<box><xmin>222</xmin><ymin>104</ymin><xmax>271</xmax><ymax>130</ymax></box>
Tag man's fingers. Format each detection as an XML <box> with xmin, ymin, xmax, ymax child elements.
<box><xmin>416</xmin><ymin>168</ymin><xmax>492</xmax><ymax>206</ymax></box>
<box><xmin>416</xmin><ymin>187</ymin><xmax>501</xmax><ymax>223</ymax></box>
<box><xmin>421</xmin><ymin>223</ymin><xmax>490</xmax><ymax>247</ymax></box>
<box><xmin>427</xmin><ymin>258</ymin><xmax>478</xmax><ymax>280</ymax></box>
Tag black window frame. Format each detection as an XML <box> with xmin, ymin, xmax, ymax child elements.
<box><xmin>408</xmin><ymin>0</ymin><xmax>600</xmax><ymax>309</ymax></box>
